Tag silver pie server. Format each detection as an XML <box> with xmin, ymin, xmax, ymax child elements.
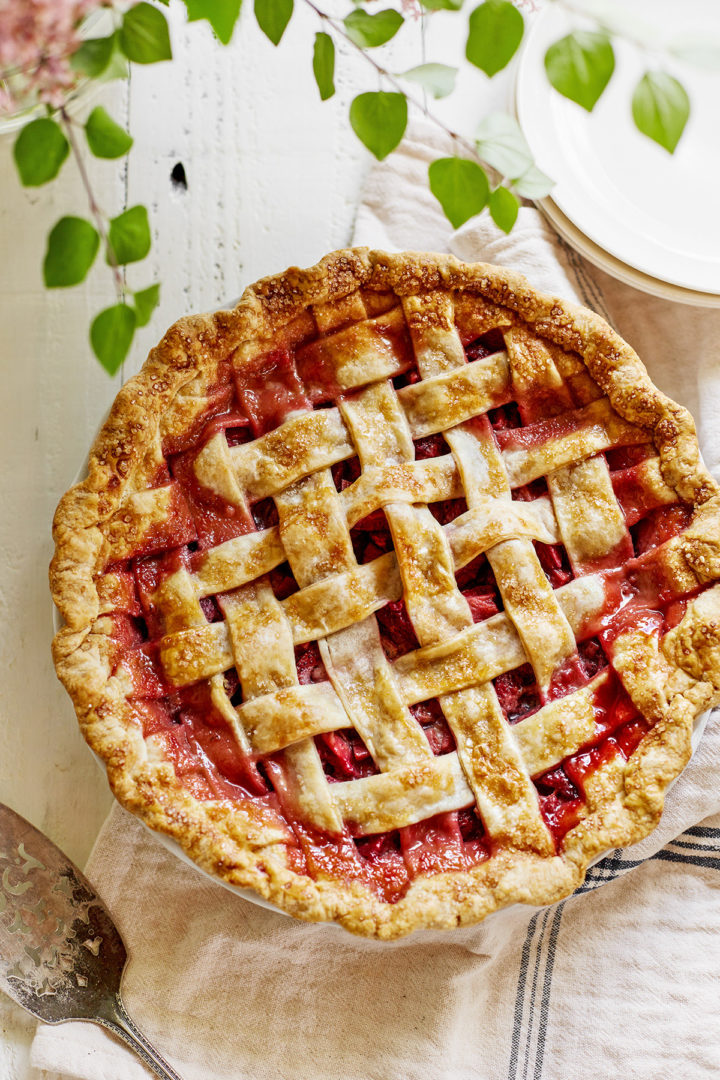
<box><xmin>0</xmin><ymin>802</ymin><xmax>183</xmax><ymax>1079</ymax></box>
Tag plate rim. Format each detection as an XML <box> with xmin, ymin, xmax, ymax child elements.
<box><xmin>534</xmin><ymin>194</ymin><xmax>720</xmax><ymax>309</ymax></box>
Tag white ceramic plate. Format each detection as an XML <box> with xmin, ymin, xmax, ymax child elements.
<box><xmin>538</xmin><ymin>195</ymin><xmax>720</xmax><ymax>308</ymax></box>
<box><xmin>516</xmin><ymin>0</ymin><xmax>720</xmax><ymax>296</ymax></box>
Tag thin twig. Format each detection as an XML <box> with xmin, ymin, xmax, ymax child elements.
<box><xmin>60</xmin><ymin>105</ymin><xmax>124</xmax><ymax>299</ymax></box>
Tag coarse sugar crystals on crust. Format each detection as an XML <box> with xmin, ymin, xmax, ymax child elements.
<box><xmin>51</xmin><ymin>248</ymin><xmax>720</xmax><ymax>938</ymax></box>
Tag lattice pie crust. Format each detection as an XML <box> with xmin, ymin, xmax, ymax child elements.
<box><xmin>51</xmin><ymin>250</ymin><xmax>720</xmax><ymax>938</ymax></box>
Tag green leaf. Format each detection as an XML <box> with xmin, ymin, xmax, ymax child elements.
<box><xmin>312</xmin><ymin>32</ymin><xmax>335</xmax><ymax>101</ymax></box>
<box><xmin>402</xmin><ymin>63</ymin><xmax>457</xmax><ymax>100</ymax></box>
<box><xmin>511</xmin><ymin>163</ymin><xmax>554</xmax><ymax>198</ymax></box>
<box><xmin>91</xmin><ymin>304</ymin><xmax>137</xmax><ymax>375</ymax></box>
<box><xmin>43</xmin><ymin>217</ymin><xmax>100</xmax><ymax>288</ymax></box>
<box><xmin>631</xmin><ymin>71</ymin><xmax>690</xmax><ymax>154</ymax></box>
<box><xmin>183</xmin><ymin>0</ymin><xmax>243</xmax><ymax>45</ymax></box>
<box><xmin>119</xmin><ymin>3</ymin><xmax>172</xmax><ymax>64</ymax></box>
<box><xmin>13</xmin><ymin>119</ymin><xmax>69</xmax><ymax>187</ymax></box>
<box><xmin>108</xmin><ymin>205</ymin><xmax>152</xmax><ymax>265</ymax></box>
<box><xmin>428</xmin><ymin>157</ymin><xmax>489</xmax><ymax>229</ymax></box>
<box><xmin>349</xmin><ymin>92</ymin><xmax>407</xmax><ymax>161</ymax></box>
<box><xmin>70</xmin><ymin>34</ymin><xmax>115</xmax><ymax>77</ymax></box>
<box><xmin>344</xmin><ymin>9</ymin><xmax>403</xmax><ymax>48</ymax></box>
<box><xmin>475</xmin><ymin>112</ymin><xmax>532</xmax><ymax>177</ymax></box>
<box><xmin>85</xmin><ymin>107</ymin><xmax>133</xmax><ymax>159</ymax></box>
<box><xmin>100</xmin><ymin>35</ymin><xmax>130</xmax><ymax>82</ymax></box>
<box><xmin>544</xmin><ymin>31</ymin><xmax>614</xmax><ymax>112</ymax></box>
<box><xmin>421</xmin><ymin>0</ymin><xmax>463</xmax><ymax>11</ymax></box>
<box><xmin>489</xmin><ymin>186</ymin><xmax>519</xmax><ymax>233</ymax></box>
<box><xmin>466</xmin><ymin>0</ymin><xmax>524</xmax><ymax>77</ymax></box>
<box><xmin>133</xmin><ymin>283</ymin><xmax>161</xmax><ymax>327</ymax></box>
<box><xmin>254</xmin><ymin>0</ymin><xmax>293</xmax><ymax>45</ymax></box>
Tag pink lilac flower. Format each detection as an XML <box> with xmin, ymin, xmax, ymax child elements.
<box><xmin>0</xmin><ymin>0</ymin><xmax>107</xmax><ymax>113</ymax></box>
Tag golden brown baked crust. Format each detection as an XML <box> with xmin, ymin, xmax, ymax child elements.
<box><xmin>51</xmin><ymin>248</ymin><xmax>720</xmax><ymax>938</ymax></box>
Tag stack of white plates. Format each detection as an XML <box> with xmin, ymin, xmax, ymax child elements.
<box><xmin>515</xmin><ymin>0</ymin><xmax>720</xmax><ymax>308</ymax></box>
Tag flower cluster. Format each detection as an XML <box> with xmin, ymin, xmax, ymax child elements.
<box><xmin>0</xmin><ymin>0</ymin><xmax>105</xmax><ymax>113</ymax></box>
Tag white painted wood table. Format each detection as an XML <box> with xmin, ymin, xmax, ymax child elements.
<box><xmin>0</xmin><ymin>5</ymin><xmax>510</xmax><ymax>1074</ymax></box>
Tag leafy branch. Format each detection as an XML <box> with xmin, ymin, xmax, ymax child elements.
<box><xmin>252</xmin><ymin>0</ymin><xmax>699</xmax><ymax>233</ymax></box>
<box><xmin>280</xmin><ymin>0</ymin><xmax>548</xmax><ymax>232</ymax></box>
<box><xmin>5</xmin><ymin>0</ymin><xmax>707</xmax><ymax>374</ymax></box>
<box><xmin>9</xmin><ymin>2</ymin><xmax>171</xmax><ymax>373</ymax></box>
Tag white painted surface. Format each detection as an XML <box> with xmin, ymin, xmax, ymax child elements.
<box><xmin>0</xmin><ymin>4</ymin><xmax>516</xmax><ymax>1074</ymax></box>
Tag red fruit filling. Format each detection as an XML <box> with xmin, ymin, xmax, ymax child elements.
<box><xmin>139</xmin><ymin>688</ymin><xmax>269</xmax><ymax>800</ymax></box>
<box><xmin>430</xmin><ymin>498</ymin><xmax>468</xmax><ymax>525</ymax></box>
<box><xmin>488</xmin><ymin>401</ymin><xmax>522</xmax><ymax>431</ymax></box>
<box><xmin>456</xmin><ymin>554</ymin><xmax>502</xmax><ymax>621</ymax></box>
<box><xmin>630</xmin><ymin>504</ymin><xmax>692</xmax><ymax>557</ymax></box>
<box><xmin>413</xmin><ymin>433</ymin><xmax>447</xmax><ymax>460</ymax></box>
<box><xmin>464</xmin><ymin>339</ymin><xmax>491</xmax><ymax>362</ymax></box>
<box><xmin>536</xmin><ymin>788</ymin><xmax>583</xmax><ymax>844</ymax></box>
<box><xmin>267</xmin><ymin>562</ymin><xmax>299</xmax><ymax>601</ymax></box>
<box><xmin>464</xmin><ymin>329</ymin><xmax>506</xmax><ymax>356</ymax></box>
<box><xmin>665</xmin><ymin>598</ymin><xmax>688</xmax><ymax>629</ymax></box>
<box><xmin>605</xmin><ymin>444</ymin><xmax>654</xmax><ymax>471</ymax></box>
<box><xmin>495</xmin><ymin>664</ymin><xmax>541</xmax><ymax>723</ymax></box>
<box><xmin>350</xmin><ymin>511</ymin><xmax>394</xmax><ymax>564</ymax></box>
<box><xmin>252</xmin><ymin>497</ymin><xmax>279</xmax><ymax>530</ymax></box>
<box><xmin>577</xmin><ymin>637</ymin><xmax>608</xmax><ymax>679</ymax></box>
<box><xmin>235</xmin><ymin>348</ymin><xmax>312</xmax><ymax>436</ymax></box>
<box><xmin>611</xmin><ymin>463</ymin><xmax>671</xmax><ymax>526</ymax></box>
<box><xmin>455</xmin><ymin>552</ymin><xmax>494</xmax><ymax>590</ymax></box>
<box><xmin>463</xmin><ymin>587</ymin><xmax>501</xmax><ymax>622</ymax></box>
<box><xmin>512</xmin><ymin>477</ymin><xmax>549</xmax><ymax>500</ymax></box>
<box><xmin>375</xmin><ymin>598</ymin><xmax>420</xmax><ymax>660</ymax></box>
<box><xmin>401</xmin><ymin>813</ymin><xmax>468</xmax><ymax>875</ymax></box>
<box><xmin>392</xmin><ymin>368</ymin><xmax>421</xmax><ymax>390</ymax></box>
<box><xmin>410</xmin><ymin>699</ymin><xmax>456</xmax><ymax>755</ymax></box>
<box><xmin>199</xmin><ymin>595</ymin><xmax>222</xmax><ymax>623</ymax></box>
<box><xmin>356</xmin><ymin>831</ymin><xmax>402</xmax><ymax>861</ymax></box>
<box><xmin>331</xmin><ymin>456</ymin><xmax>362</xmax><ymax>492</ymax></box>
<box><xmin>316</xmin><ymin>730</ymin><xmax>379</xmax><ymax>781</ymax></box>
<box><xmin>534</xmin><ymin>541</ymin><xmax>573</xmax><ymax>588</ymax></box>
<box><xmin>533</xmin><ymin>670</ymin><xmax>649</xmax><ymax>846</ymax></box>
<box><xmin>295</xmin><ymin>641</ymin><xmax>327</xmax><ymax>684</ymax></box>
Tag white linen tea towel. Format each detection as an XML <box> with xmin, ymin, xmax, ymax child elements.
<box><xmin>32</xmin><ymin>124</ymin><xmax>720</xmax><ymax>1080</ymax></box>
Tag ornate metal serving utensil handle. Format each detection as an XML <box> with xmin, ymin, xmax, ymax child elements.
<box><xmin>95</xmin><ymin>995</ymin><xmax>183</xmax><ymax>1079</ymax></box>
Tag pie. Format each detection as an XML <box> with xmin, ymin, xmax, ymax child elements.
<box><xmin>51</xmin><ymin>249</ymin><xmax>720</xmax><ymax>938</ymax></box>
